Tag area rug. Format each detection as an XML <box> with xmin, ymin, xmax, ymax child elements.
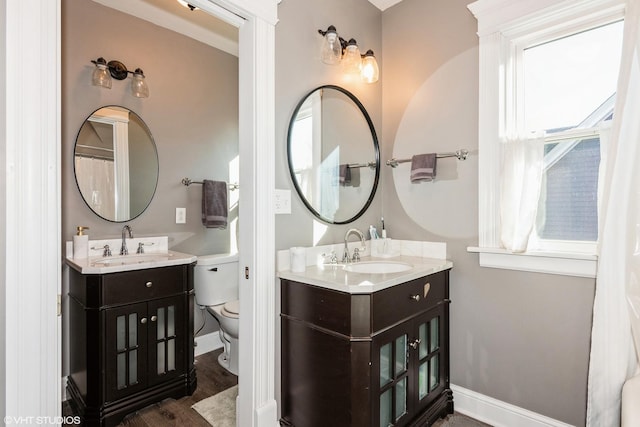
<box><xmin>433</xmin><ymin>413</ymin><xmax>492</xmax><ymax>426</ymax></box>
<box><xmin>192</xmin><ymin>385</ymin><xmax>238</xmax><ymax>427</ymax></box>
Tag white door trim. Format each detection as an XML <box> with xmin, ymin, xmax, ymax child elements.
<box><xmin>3</xmin><ymin>0</ymin><xmax>62</xmax><ymax>422</ymax></box>
<box><xmin>193</xmin><ymin>1</ymin><xmax>278</xmax><ymax>425</ymax></box>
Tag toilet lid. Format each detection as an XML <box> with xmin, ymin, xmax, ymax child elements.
<box><xmin>222</xmin><ymin>300</ymin><xmax>239</xmax><ymax>317</ymax></box>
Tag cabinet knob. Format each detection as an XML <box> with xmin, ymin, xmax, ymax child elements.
<box><xmin>151</xmin><ymin>315</ymin><xmax>157</xmax><ymax>322</ymax></box>
<box><xmin>145</xmin><ymin>281</ymin><xmax>153</xmax><ymax>288</ymax></box>
<box><xmin>409</xmin><ymin>338</ymin><xmax>421</xmax><ymax>349</ymax></box>
<box><xmin>141</xmin><ymin>317</ymin><xmax>147</xmax><ymax>324</ymax></box>
<box><xmin>409</xmin><ymin>294</ymin><xmax>421</xmax><ymax>301</ymax></box>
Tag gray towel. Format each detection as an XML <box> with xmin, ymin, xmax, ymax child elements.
<box><xmin>347</xmin><ymin>167</ymin><xmax>360</xmax><ymax>187</ymax></box>
<box><xmin>410</xmin><ymin>153</ymin><xmax>437</xmax><ymax>182</ymax></box>
<box><xmin>339</xmin><ymin>164</ymin><xmax>351</xmax><ymax>186</ymax></box>
<box><xmin>338</xmin><ymin>165</ymin><xmax>361</xmax><ymax>187</ymax></box>
<box><xmin>202</xmin><ymin>180</ymin><xmax>228</xmax><ymax>229</ymax></box>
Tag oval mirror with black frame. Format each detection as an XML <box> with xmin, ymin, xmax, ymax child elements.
<box><xmin>74</xmin><ymin>105</ymin><xmax>159</xmax><ymax>222</ymax></box>
<box><xmin>287</xmin><ymin>85</ymin><xmax>380</xmax><ymax>224</ymax></box>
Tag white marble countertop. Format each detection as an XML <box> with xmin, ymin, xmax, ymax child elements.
<box><xmin>277</xmin><ymin>255</ymin><xmax>452</xmax><ymax>294</ymax></box>
<box><xmin>66</xmin><ymin>250</ymin><xmax>197</xmax><ymax>275</ymax></box>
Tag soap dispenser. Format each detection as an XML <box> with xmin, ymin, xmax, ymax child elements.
<box><xmin>73</xmin><ymin>226</ymin><xmax>89</xmax><ymax>259</ymax></box>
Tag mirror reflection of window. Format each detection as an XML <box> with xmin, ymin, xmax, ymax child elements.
<box><xmin>74</xmin><ymin>111</ymin><xmax>125</xmax><ymax>219</ymax></box>
<box><xmin>320</xmin><ymin>147</ymin><xmax>340</xmax><ymax>220</ymax></box>
<box><xmin>291</xmin><ymin>91</ymin><xmax>322</xmax><ymax>205</ymax></box>
<box><xmin>287</xmin><ymin>86</ymin><xmax>380</xmax><ymax>224</ymax></box>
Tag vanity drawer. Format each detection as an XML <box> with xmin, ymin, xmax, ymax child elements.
<box><xmin>102</xmin><ymin>266</ymin><xmax>186</xmax><ymax>305</ymax></box>
<box><xmin>372</xmin><ymin>270</ymin><xmax>448</xmax><ymax>332</ymax></box>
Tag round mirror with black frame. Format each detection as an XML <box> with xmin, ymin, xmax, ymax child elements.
<box><xmin>287</xmin><ymin>85</ymin><xmax>380</xmax><ymax>224</ymax></box>
<box><xmin>74</xmin><ymin>105</ymin><xmax>159</xmax><ymax>222</ymax></box>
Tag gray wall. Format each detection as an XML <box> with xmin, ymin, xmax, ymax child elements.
<box><xmin>62</xmin><ymin>0</ymin><xmax>238</xmax><ymax>373</ymax></box>
<box><xmin>381</xmin><ymin>1</ymin><xmax>594</xmax><ymax>425</ymax></box>
<box><xmin>276</xmin><ymin>0</ymin><xmax>594</xmax><ymax>425</ymax></box>
<box><xmin>275</xmin><ymin>0</ymin><xmax>383</xmax><ymax>249</ymax></box>
<box><xmin>62</xmin><ymin>0</ymin><xmax>238</xmax><ymax>255</ymax></box>
<box><xmin>60</xmin><ymin>0</ymin><xmax>595</xmax><ymax>424</ymax></box>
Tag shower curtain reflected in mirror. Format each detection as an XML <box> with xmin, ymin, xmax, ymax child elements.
<box><xmin>74</xmin><ymin>156</ymin><xmax>116</xmax><ymax>219</ymax></box>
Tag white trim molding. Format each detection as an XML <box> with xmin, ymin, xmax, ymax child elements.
<box><xmin>4</xmin><ymin>0</ymin><xmax>62</xmax><ymax>422</ymax></box>
<box><xmin>467</xmin><ymin>0</ymin><xmax>624</xmax><ymax>277</ymax></box>
<box><xmin>468</xmin><ymin>247</ymin><xmax>597</xmax><ymax>278</ymax></box>
<box><xmin>452</xmin><ymin>384</ymin><xmax>574</xmax><ymax>427</ymax></box>
<box><xmin>194</xmin><ymin>331</ymin><xmax>225</xmax><ymax>356</ymax></box>
<box><xmin>228</xmin><ymin>2</ymin><xmax>278</xmax><ymax>427</ymax></box>
<box><xmin>367</xmin><ymin>0</ymin><xmax>404</xmax><ymax>11</ymax></box>
<box><xmin>90</xmin><ymin>0</ymin><xmax>239</xmax><ymax>56</ymax></box>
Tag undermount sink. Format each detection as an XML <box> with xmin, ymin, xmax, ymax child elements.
<box><xmin>91</xmin><ymin>253</ymin><xmax>173</xmax><ymax>266</ymax></box>
<box><xmin>344</xmin><ymin>261</ymin><xmax>413</xmax><ymax>274</ymax></box>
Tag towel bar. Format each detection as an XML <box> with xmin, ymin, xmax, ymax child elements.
<box><xmin>181</xmin><ymin>178</ymin><xmax>239</xmax><ymax>190</ymax></box>
<box><xmin>347</xmin><ymin>161</ymin><xmax>377</xmax><ymax>169</ymax></box>
<box><xmin>386</xmin><ymin>149</ymin><xmax>469</xmax><ymax>168</ymax></box>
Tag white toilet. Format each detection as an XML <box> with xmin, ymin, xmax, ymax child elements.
<box><xmin>194</xmin><ymin>253</ymin><xmax>240</xmax><ymax>375</ymax></box>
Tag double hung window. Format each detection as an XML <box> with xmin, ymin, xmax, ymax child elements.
<box><xmin>468</xmin><ymin>0</ymin><xmax>625</xmax><ymax>277</ymax></box>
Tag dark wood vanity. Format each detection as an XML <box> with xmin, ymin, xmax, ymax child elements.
<box><xmin>67</xmin><ymin>263</ymin><xmax>197</xmax><ymax>427</ymax></box>
<box><xmin>280</xmin><ymin>269</ymin><xmax>453</xmax><ymax>427</ymax></box>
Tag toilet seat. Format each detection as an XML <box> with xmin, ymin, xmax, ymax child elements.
<box><xmin>221</xmin><ymin>299</ymin><xmax>239</xmax><ymax>319</ymax></box>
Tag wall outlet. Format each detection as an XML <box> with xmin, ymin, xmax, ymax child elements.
<box><xmin>274</xmin><ymin>189</ymin><xmax>291</xmax><ymax>214</ymax></box>
<box><xmin>176</xmin><ymin>207</ymin><xmax>186</xmax><ymax>224</ymax></box>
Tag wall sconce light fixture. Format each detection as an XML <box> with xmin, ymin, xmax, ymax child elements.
<box><xmin>90</xmin><ymin>57</ymin><xmax>150</xmax><ymax>98</ymax></box>
<box><xmin>318</xmin><ymin>25</ymin><xmax>379</xmax><ymax>83</ymax></box>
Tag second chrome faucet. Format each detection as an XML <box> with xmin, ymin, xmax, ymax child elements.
<box><xmin>342</xmin><ymin>228</ymin><xmax>367</xmax><ymax>263</ymax></box>
<box><xmin>120</xmin><ymin>225</ymin><xmax>133</xmax><ymax>255</ymax></box>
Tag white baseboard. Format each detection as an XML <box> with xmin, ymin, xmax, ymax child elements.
<box><xmin>195</xmin><ymin>331</ymin><xmax>224</xmax><ymax>356</ymax></box>
<box><xmin>451</xmin><ymin>384</ymin><xmax>574</xmax><ymax>427</ymax></box>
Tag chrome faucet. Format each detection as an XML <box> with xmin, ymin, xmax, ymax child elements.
<box><xmin>120</xmin><ymin>225</ymin><xmax>133</xmax><ymax>255</ymax></box>
<box><xmin>342</xmin><ymin>228</ymin><xmax>366</xmax><ymax>263</ymax></box>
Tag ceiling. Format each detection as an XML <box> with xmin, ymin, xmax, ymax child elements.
<box><xmin>367</xmin><ymin>0</ymin><xmax>404</xmax><ymax>10</ymax></box>
<box><xmin>91</xmin><ymin>0</ymin><xmax>405</xmax><ymax>57</ymax></box>
<box><xmin>91</xmin><ymin>0</ymin><xmax>239</xmax><ymax>56</ymax></box>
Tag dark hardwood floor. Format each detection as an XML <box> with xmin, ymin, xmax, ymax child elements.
<box><xmin>63</xmin><ymin>349</ymin><xmax>237</xmax><ymax>427</ymax></box>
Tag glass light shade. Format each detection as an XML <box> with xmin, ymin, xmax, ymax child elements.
<box><xmin>342</xmin><ymin>39</ymin><xmax>362</xmax><ymax>75</ymax></box>
<box><xmin>321</xmin><ymin>26</ymin><xmax>342</xmax><ymax>65</ymax></box>
<box><xmin>361</xmin><ymin>50</ymin><xmax>379</xmax><ymax>83</ymax></box>
<box><xmin>131</xmin><ymin>69</ymin><xmax>149</xmax><ymax>98</ymax></box>
<box><xmin>92</xmin><ymin>61</ymin><xmax>112</xmax><ymax>89</ymax></box>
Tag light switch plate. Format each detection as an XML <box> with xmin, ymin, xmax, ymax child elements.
<box><xmin>176</xmin><ymin>207</ymin><xmax>186</xmax><ymax>224</ymax></box>
<box><xmin>274</xmin><ymin>189</ymin><xmax>291</xmax><ymax>214</ymax></box>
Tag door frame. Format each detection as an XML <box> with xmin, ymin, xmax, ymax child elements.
<box><xmin>2</xmin><ymin>0</ymin><xmax>278</xmax><ymax>425</ymax></box>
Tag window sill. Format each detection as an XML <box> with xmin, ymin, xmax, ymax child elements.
<box><xmin>467</xmin><ymin>247</ymin><xmax>597</xmax><ymax>278</ymax></box>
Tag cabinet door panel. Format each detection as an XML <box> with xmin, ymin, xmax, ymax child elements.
<box><xmin>147</xmin><ymin>295</ymin><xmax>186</xmax><ymax>386</ymax></box>
<box><xmin>105</xmin><ymin>302</ymin><xmax>148</xmax><ymax>402</ymax></box>
<box><xmin>413</xmin><ymin>306</ymin><xmax>448</xmax><ymax>414</ymax></box>
<box><xmin>373</xmin><ymin>322</ymin><xmax>413</xmax><ymax>427</ymax></box>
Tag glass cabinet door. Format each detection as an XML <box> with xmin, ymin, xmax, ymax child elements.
<box><xmin>105</xmin><ymin>301</ymin><xmax>148</xmax><ymax>401</ymax></box>
<box><xmin>414</xmin><ymin>306</ymin><xmax>447</xmax><ymax>414</ymax></box>
<box><xmin>147</xmin><ymin>295</ymin><xmax>185</xmax><ymax>386</ymax></box>
<box><xmin>374</xmin><ymin>322</ymin><xmax>413</xmax><ymax>427</ymax></box>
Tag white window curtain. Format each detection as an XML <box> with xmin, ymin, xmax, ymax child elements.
<box><xmin>499</xmin><ymin>136</ymin><xmax>545</xmax><ymax>252</ymax></box>
<box><xmin>587</xmin><ymin>0</ymin><xmax>640</xmax><ymax>425</ymax></box>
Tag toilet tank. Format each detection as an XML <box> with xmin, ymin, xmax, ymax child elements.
<box><xmin>194</xmin><ymin>253</ymin><xmax>239</xmax><ymax>307</ymax></box>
